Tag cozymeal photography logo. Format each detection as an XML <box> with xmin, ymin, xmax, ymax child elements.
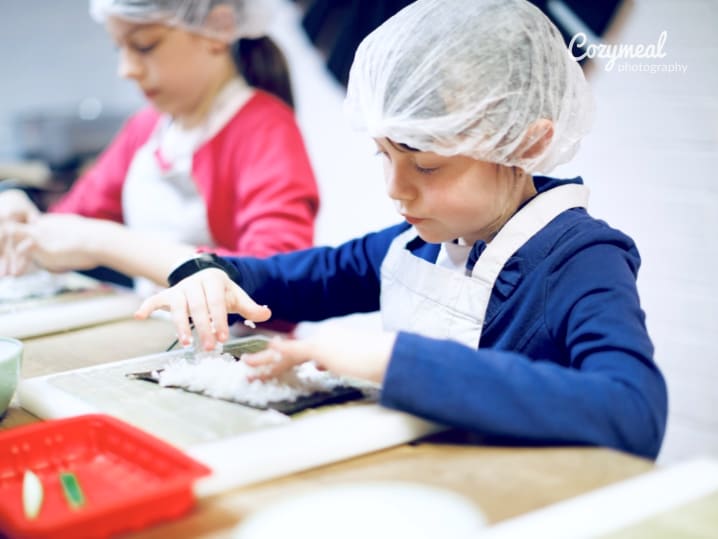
<box><xmin>569</xmin><ymin>30</ymin><xmax>688</xmax><ymax>74</ymax></box>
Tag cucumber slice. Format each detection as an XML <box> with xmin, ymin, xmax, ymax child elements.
<box><xmin>59</xmin><ymin>471</ymin><xmax>86</xmax><ymax>509</ymax></box>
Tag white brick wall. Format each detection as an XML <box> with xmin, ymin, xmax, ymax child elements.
<box><xmin>542</xmin><ymin>0</ymin><xmax>718</xmax><ymax>463</ymax></box>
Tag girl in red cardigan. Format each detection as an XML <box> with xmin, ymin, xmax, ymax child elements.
<box><xmin>0</xmin><ymin>0</ymin><xmax>318</xmax><ymax>291</ymax></box>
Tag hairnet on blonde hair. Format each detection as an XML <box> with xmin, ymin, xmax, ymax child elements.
<box><xmin>344</xmin><ymin>0</ymin><xmax>594</xmax><ymax>173</ymax></box>
<box><xmin>89</xmin><ymin>0</ymin><xmax>276</xmax><ymax>42</ymax></box>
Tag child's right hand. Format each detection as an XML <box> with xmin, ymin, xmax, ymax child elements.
<box><xmin>134</xmin><ymin>268</ymin><xmax>272</xmax><ymax>351</ymax></box>
<box><xmin>0</xmin><ymin>189</ymin><xmax>40</xmax><ymax>223</ymax></box>
<box><xmin>0</xmin><ymin>222</ymin><xmax>33</xmax><ymax>276</ymax></box>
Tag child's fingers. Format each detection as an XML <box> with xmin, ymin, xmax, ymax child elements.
<box><xmin>243</xmin><ymin>349</ymin><xmax>297</xmax><ymax>380</ymax></box>
<box><xmin>25</xmin><ymin>207</ymin><xmax>40</xmax><ymax>224</ymax></box>
<box><xmin>134</xmin><ymin>293</ymin><xmax>171</xmax><ymax>319</ymax></box>
<box><xmin>9</xmin><ymin>238</ymin><xmax>34</xmax><ymax>276</ymax></box>
<box><xmin>168</xmin><ymin>295</ymin><xmax>194</xmax><ymax>347</ymax></box>
<box><xmin>0</xmin><ymin>227</ymin><xmax>16</xmax><ymax>276</ymax></box>
<box><xmin>135</xmin><ymin>290</ymin><xmax>193</xmax><ymax>346</ymax></box>
<box><xmin>8</xmin><ymin>249</ymin><xmax>18</xmax><ymax>276</ymax></box>
<box><xmin>242</xmin><ymin>338</ymin><xmax>314</xmax><ymax>380</ymax></box>
<box><xmin>183</xmin><ymin>282</ymin><xmax>215</xmax><ymax>350</ymax></box>
<box><xmin>134</xmin><ymin>267</ymin><xmax>271</xmax><ymax>351</ymax></box>
<box><xmin>13</xmin><ymin>256</ymin><xmax>33</xmax><ymax>277</ymax></box>
<box><xmin>226</xmin><ymin>284</ymin><xmax>272</xmax><ymax>323</ymax></box>
<box><xmin>203</xmin><ymin>275</ymin><xmax>230</xmax><ymax>342</ymax></box>
<box><xmin>16</xmin><ymin>237</ymin><xmax>34</xmax><ymax>255</ymax></box>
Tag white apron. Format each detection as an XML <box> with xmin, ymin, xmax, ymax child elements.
<box><xmin>380</xmin><ymin>184</ymin><xmax>589</xmax><ymax>348</ymax></box>
<box><xmin>121</xmin><ymin>127</ymin><xmax>213</xmax><ymax>248</ymax></box>
<box><xmin>121</xmin><ymin>79</ymin><xmax>253</xmax><ymax>293</ymax></box>
<box><xmin>122</xmin><ymin>78</ymin><xmax>253</xmax><ymax>246</ymax></box>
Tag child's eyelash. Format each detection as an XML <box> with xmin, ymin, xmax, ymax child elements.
<box><xmin>135</xmin><ymin>43</ymin><xmax>158</xmax><ymax>54</ymax></box>
<box><xmin>374</xmin><ymin>150</ymin><xmax>437</xmax><ymax>174</ymax></box>
<box><xmin>415</xmin><ymin>165</ymin><xmax>438</xmax><ymax>174</ymax></box>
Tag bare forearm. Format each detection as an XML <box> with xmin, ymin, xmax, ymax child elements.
<box><xmin>93</xmin><ymin>221</ymin><xmax>196</xmax><ymax>286</ymax></box>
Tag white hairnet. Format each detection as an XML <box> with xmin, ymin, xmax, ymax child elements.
<box><xmin>89</xmin><ymin>0</ymin><xmax>276</xmax><ymax>42</ymax></box>
<box><xmin>344</xmin><ymin>0</ymin><xmax>594</xmax><ymax>173</ymax></box>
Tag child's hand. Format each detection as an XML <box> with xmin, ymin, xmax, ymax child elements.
<box><xmin>242</xmin><ymin>327</ymin><xmax>397</xmax><ymax>384</ymax></box>
<box><xmin>0</xmin><ymin>222</ymin><xmax>34</xmax><ymax>276</ymax></box>
<box><xmin>135</xmin><ymin>268</ymin><xmax>272</xmax><ymax>351</ymax></box>
<box><xmin>0</xmin><ymin>189</ymin><xmax>40</xmax><ymax>224</ymax></box>
<box><xmin>3</xmin><ymin>214</ymin><xmax>105</xmax><ymax>274</ymax></box>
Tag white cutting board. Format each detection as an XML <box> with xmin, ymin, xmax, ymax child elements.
<box><xmin>18</xmin><ymin>344</ymin><xmax>445</xmax><ymax>497</ymax></box>
<box><xmin>0</xmin><ymin>271</ymin><xmax>141</xmax><ymax>339</ymax></box>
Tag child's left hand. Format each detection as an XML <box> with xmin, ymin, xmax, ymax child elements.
<box><xmin>241</xmin><ymin>326</ymin><xmax>397</xmax><ymax>384</ymax></box>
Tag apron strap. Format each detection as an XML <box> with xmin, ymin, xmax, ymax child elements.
<box><xmin>471</xmin><ymin>183</ymin><xmax>589</xmax><ymax>285</ymax></box>
<box><xmin>379</xmin><ymin>183</ymin><xmax>589</xmax><ymax>348</ymax></box>
<box><xmin>382</xmin><ymin>225</ymin><xmax>421</xmax><ymax>273</ymax></box>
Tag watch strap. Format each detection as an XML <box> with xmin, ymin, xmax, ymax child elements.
<box><xmin>167</xmin><ymin>253</ymin><xmax>241</xmax><ymax>287</ymax></box>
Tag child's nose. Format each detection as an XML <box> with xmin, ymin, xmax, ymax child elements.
<box><xmin>117</xmin><ymin>50</ymin><xmax>142</xmax><ymax>80</ymax></box>
<box><xmin>385</xmin><ymin>165</ymin><xmax>415</xmax><ymax>202</ymax></box>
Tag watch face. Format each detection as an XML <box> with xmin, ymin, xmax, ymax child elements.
<box><xmin>200</xmin><ymin>254</ymin><xmax>218</xmax><ymax>264</ymax></box>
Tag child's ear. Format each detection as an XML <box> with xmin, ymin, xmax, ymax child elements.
<box><xmin>204</xmin><ymin>4</ymin><xmax>236</xmax><ymax>46</ymax></box>
<box><xmin>516</xmin><ymin>119</ymin><xmax>554</xmax><ymax>160</ymax></box>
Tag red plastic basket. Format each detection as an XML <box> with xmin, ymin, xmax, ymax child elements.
<box><xmin>0</xmin><ymin>414</ymin><xmax>211</xmax><ymax>539</ymax></box>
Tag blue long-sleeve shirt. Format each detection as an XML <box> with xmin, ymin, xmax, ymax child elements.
<box><xmin>224</xmin><ymin>177</ymin><xmax>668</xmax><ymax>459</ymax></box>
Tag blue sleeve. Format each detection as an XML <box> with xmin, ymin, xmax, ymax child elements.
<box><xmin>225</xmin><ymin>223</ymin><xmax>410</xmax><ymax>321</ymax></box>
<box><xmin>380</xmin><ymin>241</ymin><xmax>667</xmax><ymax>459</ymax></box>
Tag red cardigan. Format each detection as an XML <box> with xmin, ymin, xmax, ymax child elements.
<box><xmin>51</xmin><ymin>91</ymin><xmax>319</xmax><ymax>258</ymax></box>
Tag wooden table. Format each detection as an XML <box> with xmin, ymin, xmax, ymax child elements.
<box><xmin>1</xmin><ymin>318</ymin><xmax>655</xmax><ymax>538</ymax></box>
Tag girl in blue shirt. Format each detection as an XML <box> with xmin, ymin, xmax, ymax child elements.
<box><xmin>136</xmin><ymin>0</ymin><xmax>667</xmax><ymax>458</ymax></box>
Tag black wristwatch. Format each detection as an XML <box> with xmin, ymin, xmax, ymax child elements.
<box><xmin>167</xmin><ymin>253</ymin><xmax>242</xmax><ymax>287</ymax></box>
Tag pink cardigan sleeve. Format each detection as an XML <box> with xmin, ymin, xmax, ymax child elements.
<box><xmin>49</xmin><ymin>108</ymin><xmax>160</xmax><ymax>222</ymax></box>
<box><xmin>194</xmin><ymin>93</ymin><xmax>320</xmax><ymax>257</ymax></box>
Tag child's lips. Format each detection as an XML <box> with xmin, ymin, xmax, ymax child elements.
<box><xmin>403</xmin><ymin>215</ymin><xmax>425</xmax><ymax>225</ymax></box>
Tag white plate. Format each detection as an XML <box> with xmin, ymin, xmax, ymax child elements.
<box><xmin>233</xmin><ymin>481</ymin><xmax>486</xmax><ymax>539</ymax></box>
